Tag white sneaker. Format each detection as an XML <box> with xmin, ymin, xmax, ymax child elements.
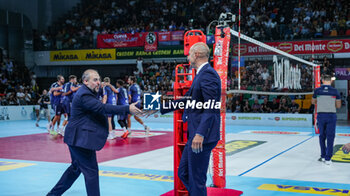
<box><xmin>145</xmin><ymin>126</ymin><xmax>150</xmax><ymax>136</ymax></box>
<box><xmin>112</xmin><ymin>130</ymin><xmax>118</xmax><ymax>139</ymax></box>
<box><xmin>321</xmin><ymin>158</ymin><xmax>325</xmax><ymax>162</ymax></box>
<box><xmin>107</xmin><ymin>133</ymin><xmax>114</xmax><ymax>140</ymax></box>
<box><xmin>59</xmin><ymin>126</ymin><xmax>65</xmax><ymax>136</ymax></box>
<box><xmin>46</xmin><ymin>123</ymin><xmax>52</xmax><ymax>132</ymax></box>
<box><xmin>325</xmin><ymin>160</ymin><xmax>332</xmax><ymax>165</ymax></box>
<box><xmin>108</xmin><ymin>131</ymin><xmax>116</xmax><ymax>140</ymax></box>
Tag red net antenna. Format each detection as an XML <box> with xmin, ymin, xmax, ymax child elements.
<box><xmin>212</xmin><ymin>26</ymin><xmax>231</xmax><ymax>188</ymax></box>
<box><xmin>314</xmin><ymin>65</ymin><xmax>321</xmax><ymax>134</ymax></box>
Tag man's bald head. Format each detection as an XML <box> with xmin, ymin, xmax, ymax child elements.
<box><xmin>187</xmin><ymin>42</ymin><xmax>210</xmax><ymax>68</ymax></box>
<box><xmin>189</xmin><ymin>42</ymin><xmax>210</xmax><ymax>59</ymax></box>
<box><xmin>82</xmin><ymin>69</ymin><xmax>98</xmax><ymax>83</ymax></box>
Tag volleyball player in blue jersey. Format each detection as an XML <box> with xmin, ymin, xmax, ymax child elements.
<box><xmin>59</xmin><ymin>75</ymin><xmax>80</xmax><ymax>135</ymax></box>
<box><xmin>48</xmin><ymin>75</ymin><xmax>64</xmax><ymax>132</ymax></box>
<box><xmin>113</xmin><ymin>80</ymin><xmax>130</xmax><ymax>138</ymax></box>
<box><xmin>102</xmin><ymin>77</ymin><xmax>118</xmax><ymax>139</ymax></box>
<box><xmin>49</xmin><ymin>75</ymin><xmax>65</xmax><ymax>134</ymax></box>
<box><xmin>127</xmin><ymin>76</ymin><xmax>150</xmax><ymax>135</ymax></box>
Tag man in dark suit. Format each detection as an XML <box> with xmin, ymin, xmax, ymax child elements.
<box><xmin>47</xmin><ymin>69</ymin><xmax>142</xmax><ymax>196</ymax></box>
<box><xmin>161</xmin><ymin>42</ymin><xmax>221</xmax><ymax>196</ymax></box>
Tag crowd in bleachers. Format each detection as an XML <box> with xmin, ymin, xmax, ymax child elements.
<box><xmin>0</xmin><ymin>59</ymin><xmax>39</xmax><ymax>106</ymax></box>
<box><xmin>34</xmin><ymin>0</ymin><xmax>350</xmax><ymax>50</ymax></box>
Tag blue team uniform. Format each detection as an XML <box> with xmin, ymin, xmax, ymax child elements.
<box><xmin>313</xmin><ymin>85</ymin><xmax>341</xmax><ymax>161</ymax></box>
<box><xmin>50</xmin><ymin>82</ymin><xmax>60</xmax><ymax>110</ymax></box>
<box><xmin>96</xmin><ymin>86</ymin><xmax>104</xmax><ymax>101</ymax></box>
<box><xmin>129</xmin><ymin>84</ymin><xmax>141</xmax><ymax>108</ymax></box>
<box><xmin>62</xmin><ymin>82</ymin><xmax>77</xmax><ymax>115</ymax></box>
<box><xmin>117</xmin><ymin>87</ymin><xmax>129</xmax><ymax>120</ymax></box>
<box><xmin>52</xmin><ymin>85</ymin><xmax>65</xmax><ymax>116</ymax></box>
<box><xmin>103</xmin><ymin>85</ymin><xmax>116</xmax><ymax>117</ymax></box>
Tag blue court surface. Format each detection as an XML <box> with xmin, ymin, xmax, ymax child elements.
<box><xmin>1</xmin><ymin>119</ymin><xmax>350</xmax><ymax>196</ymax></box>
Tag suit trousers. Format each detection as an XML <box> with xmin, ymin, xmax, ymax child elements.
<box><xmin>47</xmin><ymin>145</ymin><xmax>100</xmax><ymax>196</ymax></box>
<box><xmin>318</xmin><ymin>113</ymin><xmax>337</xmax><ymax>161</ymax></box>
<box><xmin>178</xmin><ymin>141</ymin><xmax>218</xmax><ymax>196</ymax></box>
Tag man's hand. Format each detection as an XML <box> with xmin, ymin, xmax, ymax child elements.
<box><xmin>144</xmin><ymin>110</ymin><xmax>159</xmax><ymax>118</ymax></box>
<box><xmin>342</xmin><ymin>143</ymin><xmax>350</xmax><ymax>154</ymax></box>
<box><xmin>191</xmin><ymin>134</ymin><xmax>204</xmax><ymax>154</ymax></box>
<box><xmin>129</xmin><ymin>102</ymin><xmax>143</xmax><ymax>116</ymax></box>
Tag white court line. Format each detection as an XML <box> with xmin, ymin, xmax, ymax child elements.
<box><xmin>239</xmin><ymin>130</ymin><xmax>311</xmax><ymax>135</ymax></box>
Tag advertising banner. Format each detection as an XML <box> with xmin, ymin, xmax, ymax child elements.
<box><xmin>233</xmin><ymin>39</ymin><xmax>350</xmax><ymax>56</ymax></box>
<box><xmin>144</xmin><ymin>32</ymin><xmax>158</xmax><ymax>52</ymax></box>
<box><xmin>226</xmin><ymin>113</ymin><xmax>313</xmax><ymax>127</ymax></box>
<box><xmin>171</xmin><ymin>31</ymin><xmax>185</xmax><ymax>41</ymax></box>
<box><xmin>116</xmin><ymin>46</ymin><xmax>185</xmax><ymax>59</ymax></box>
<box><xmin>335</xmin><ymin>68</ymin><xmax>350</xmax><ymax>80</ymax></box>
<box><xmin>97</xmin><ymin>33</ymin><xmax>145</xmax><ymax>48</ymax></box>
<box><xmin>50</xmin><ymin>49</ymin><xmax>116</xmax><ymax>61</ymax></box>
<box><xmin>158</xmin><ymin>31</ymin><xmax>171</xmax><ymax>42</ymax></box>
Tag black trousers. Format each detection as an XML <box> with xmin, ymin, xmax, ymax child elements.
<box><xmin>47</xmin><ymin>145</ymin><xmax>100</xmax><ymax>196</ymax></box>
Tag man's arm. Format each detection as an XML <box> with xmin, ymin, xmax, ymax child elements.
<box><xmin>53</xmin><ymin>91</ymin><xmax>62</xmax><ymax>96</ymax></box>
<box><xmin>336</xmin><ymin>100</ymin><xmax>341</xmax><ymax>108</ymax></box>
<box><xmin>50</xmin><ymin>86</ymin><xmax>62</xmax><ymax>93</ymax></box>
<box><xmin>311</xmin><ymin>98</ymin><xmax>317</xmax><ymax>105</ymax></box>
<box><xmin>108</xmin><ymin>84</ymin><xmax>119</xmax><ymax>94</ymax></box>
<box><xmin>102</xmin><ymin>95</ymin><xmax>107</xmax><ymax>104</ymax></box>
<box><xmin>81</xmin><ymin>93</ymin><xmax>129</xmax><ymax>115</ymax></box>
<box><xmin>37</xmin><ymin>97</ymin><xmax>42</xmax><ymax>104</ymax></box>
<box><xmin>71</xmin><ymin>86</ymin><xmax>80</xmax><ymax>92</ymax></box>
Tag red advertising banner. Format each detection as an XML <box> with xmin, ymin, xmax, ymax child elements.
<box><xmin>171</xmin><ymin>31</ymin><xmax>185</xmax><ymax>41</ymax></box>
<box><xmin>97</xmin><ymin>33</ymin><xmax>145</xmax><ymax>48</ymax></box>
<box><xmin>158</xmin><ymin>31</ymin><xmax>171</xmax><ymax>42</ymax></box>
<box><xmin>233</xmin><ymin>39</ymin><xmax>350</xmax><ymax>56</ymax></box>
<box><xmin>144</xmin><ymin>32</ymin><xmax>158</xmax><ymax>52</ymax></box>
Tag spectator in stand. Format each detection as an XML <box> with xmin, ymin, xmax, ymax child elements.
<box><xmin>251</xmin><ymin>99</ymin><xmax>262</xmax><ymax>113</ymax></box>
<box><xmin>136</xmin><ymin>57</ymin><xmax>144</xmax><ymax>74</ymax></box>
<box><xmin>242</xmin><ymin>100</ymin><xmax>251</xmax><ymax>113</ymax></box>
<box><xmin>24</xmin><ymin>89</ymin><xmax>32</xmax><ymax>105</ymax></box>
<box><xmin>279</xmin><ymin>98</ymin><xmax>290</xmax><ymax>113</ymax></box>
<box><xmin>261</xmin><ymin>97</ymin><xmax>272</xmax><ymax>113</ymax></box>
<box><xmin>16</xmin><ymin>88</ymin><xmax>26</xmax><ymax>105</ymax></box>
<box><xmin>290</xmin><ymin>99</ymin><xmax>300</xmax><ymax>113</ymax></box>
<box><xmin>231</xmin><ymin>100</ymin><xmax>242</xmax><ymax>113</ymax></box>
<box><xmin>8</xmin><ymin>93</ymin><xmax>18</xmax><ymax>105</ymax></box>
<box><xmin>270</xmin><ymin>98</ymin><xmax>280</xmax><ymax>113</ymax></box>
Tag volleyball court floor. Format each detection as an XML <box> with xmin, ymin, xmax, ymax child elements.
<box><xmin>0</xmin><ymin>119</ymin><xmax>350</xmax><ymax>196</ymax></box>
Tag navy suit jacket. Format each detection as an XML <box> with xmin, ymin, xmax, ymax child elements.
<box><xmin>161</xmin><ymin>63</ymin><xmax>221</xmax><ymax>144</ymax></box>
<box><xmin>64</xmin><ymin>84</ymin><xmax>129</xmax><ymax>151</ymax></box>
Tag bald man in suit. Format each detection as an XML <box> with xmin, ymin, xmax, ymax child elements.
<box><xmin>47</xmin><ymin>69</ymin><xmax>142</xmax><ymax>196</ymax></box>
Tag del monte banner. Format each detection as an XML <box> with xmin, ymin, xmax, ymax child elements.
<box><xmin>233</xmin><ymin>39</ymin><xmax>350</xmax><ymax>56</ymax></box>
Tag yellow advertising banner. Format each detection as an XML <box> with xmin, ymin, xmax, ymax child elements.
<box><xmin>50</xmin><ymin>49</ymin><xmax>116</xmax><ymax>61</ymax></box>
